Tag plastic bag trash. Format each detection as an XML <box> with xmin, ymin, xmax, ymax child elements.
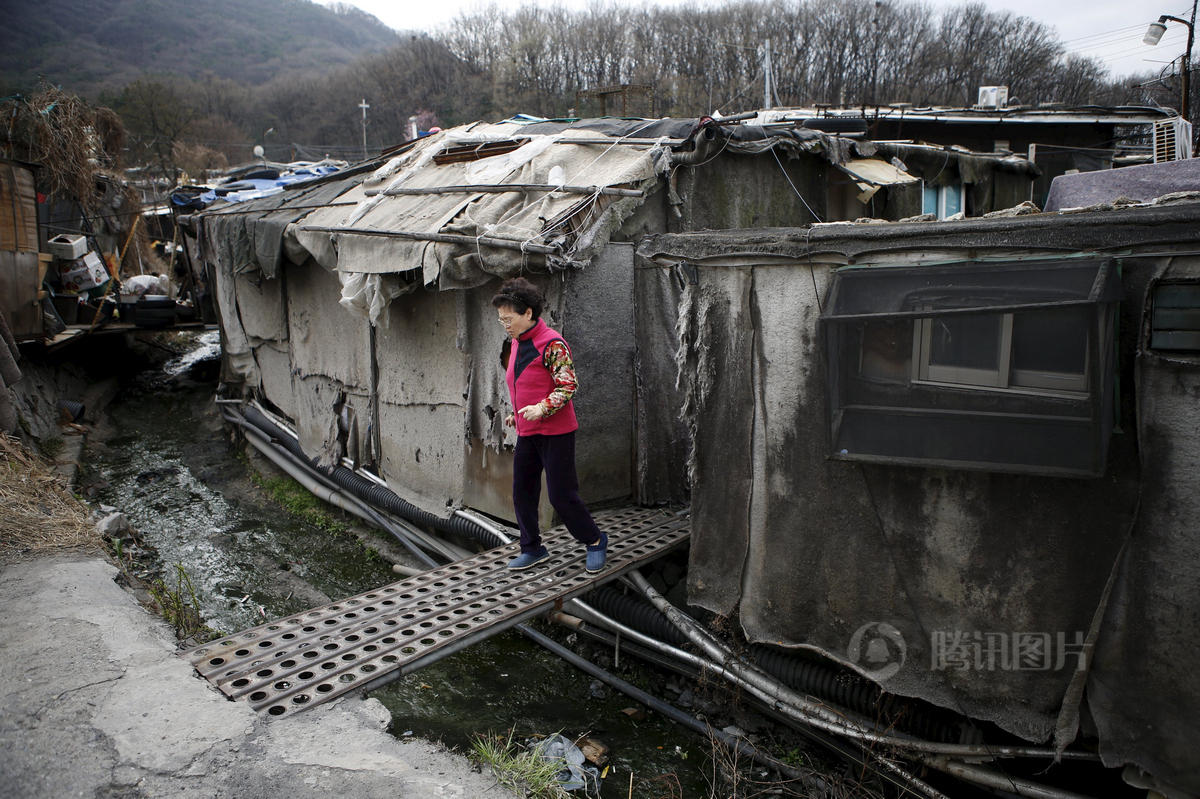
<box><xmin>532</xmin><ymin>734</ymin><xmax>601</xmax><ymax>794</ymax></box>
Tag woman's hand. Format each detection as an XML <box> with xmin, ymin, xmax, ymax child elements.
<box><xmin>505</xmin><ymin>413</ymin><xmax>516</xmax><ymax>427</ymax></box>
<box><xmin>517</xmin><ymin>403</ymin><xmax>544</xmax><ymax>421</ymax></box>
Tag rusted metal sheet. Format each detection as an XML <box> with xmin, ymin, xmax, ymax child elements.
<box><xmin>432</xmin><ymin>139</ymin><xmax>528</xmax><ymax>165</ymax></box>
<box><xmin>184</xmin><ymin>507</ymin><xmax>688</xmax><ymax>719</ymax></box>
<box><xmin>0</xmin><ymin>161</ymin><xmax>38</xmax><ymax>253</ymax></box>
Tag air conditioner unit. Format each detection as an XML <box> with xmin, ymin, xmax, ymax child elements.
<box><xmin>976</xmin><ymin>86</ymin><xmax>1009</xmax><ymax>109</ymax></box>
<box><xmin>1154</xmin><ymin>117</ymin><xmax>1193</xmax><ymax>162</ymax></box>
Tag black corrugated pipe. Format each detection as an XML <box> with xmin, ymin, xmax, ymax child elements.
<box><xmin>226</xmin><ymin>410</ymin><xmax>440</xmax><ymax>566</ymax></box>
<box><xmin>584</xmin><ymin>586</ymin><xmax>975</xmax><ymax>744</ymax></box>
<box><xmin>240</xmin><ymin>405</ymin><xmax>504</xmax><ymax>548</ymax></box>
<box><xmin>585</xmin><ymin>586</ymin><xmax>689</xmax><ymax>646</ymax></box>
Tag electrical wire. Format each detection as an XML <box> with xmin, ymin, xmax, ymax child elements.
<box><xmin>769</xmin><ymin>145</ymin><xmax>823</xmax><ymax>223</ymax></box>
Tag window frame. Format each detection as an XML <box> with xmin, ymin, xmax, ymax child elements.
<box><xmin>1149</xmin><ymin>281</ymin><xmax>1200</xmax><ymax>352</ymax></box>
<box><xmin>922</xmin><ymin>180</ymin><xmax>966</xmax><ymax>219</ymax></box>
<box><xmin>911</xmin><ymin>310</ymin><xmax>1090</xmax><ymax>396</ymax></box>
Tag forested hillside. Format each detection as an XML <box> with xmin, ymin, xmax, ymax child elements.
<box><xmin>3</xmin><ymin>0</ymin><xmax>1176</xmax><ymax>183</ymax></box>
<box><xmin>0</xmin><ymin>0</ymin><xmax>398</xmax><ymax>97</ymax></box>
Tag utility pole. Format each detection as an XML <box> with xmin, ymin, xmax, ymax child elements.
<box><xmin>763</xmin><ymin>39</ymin><xmax>773</xmax><ymax>110</ymax></box>
<box><xmin>1145</xmin><ymin>1</ymin><xmax>1197</xmax><ymax>119</ymax></box>
<box><xmin>359</xmin><ymin>98</ymin><xmax>370</xmax><ymax>160</ymax></box>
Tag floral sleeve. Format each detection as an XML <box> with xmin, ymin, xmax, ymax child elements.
<box><xmin>539</xmin><ymin>340</ymin><xmax>577</xmax><ymax>416</ymax></box>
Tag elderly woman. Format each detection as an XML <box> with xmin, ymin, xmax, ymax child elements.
<box><xmin>492</xmin><ymin>277</ymin><xmax>607</xmax><ymax>572</ymax></box>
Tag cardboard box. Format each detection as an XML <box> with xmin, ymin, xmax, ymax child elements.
<box><xmin>58</xmin><ymin>251</ymin><xmax>109</xmax><ymax>292</ymax></box>
<box><xmin>47</xmin><ymin>233</ymin><xmax>88</xmax><ymax>260</ymax></box>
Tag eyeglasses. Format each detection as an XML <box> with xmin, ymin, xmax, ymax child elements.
<box><xmin>498</xmin><ymin>315</ymin><xmax>518</xmax><ymax>327</ymax></box>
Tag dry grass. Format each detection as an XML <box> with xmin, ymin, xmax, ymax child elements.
<box><xmin>1</xmin><ymin>84</ymin><xmax>123</xmax><ymax>210</ymax></box>
<box><xmin>0</xmin><ymin>434</ymin><xmax>100</xmax><ymax>562</ymax></box>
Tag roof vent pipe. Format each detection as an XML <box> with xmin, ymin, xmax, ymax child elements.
<box><xmin>670</xmin><ymin>125</ymin><xmax>720</xmax><ymax>166</ymax></box>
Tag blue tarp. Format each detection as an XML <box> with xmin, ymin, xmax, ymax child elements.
<box><xmin>171</xmin><ymin>163</ymin><xmax>344</xmax><ymax>211</ymax></box>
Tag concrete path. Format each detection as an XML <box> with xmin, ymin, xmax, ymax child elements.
<box><xmin>0</xmin><ymin>555</ymin><xmax>515</xmax><ymax>799</ymax></box>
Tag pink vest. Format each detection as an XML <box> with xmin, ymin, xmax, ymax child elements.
<box><xmin>506</xmin><ymin>319</ymin><xmax>579</xmax><ymax>437</ymax></box>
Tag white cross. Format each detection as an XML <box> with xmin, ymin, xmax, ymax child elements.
<box><xmin>359</xmin><ymin>99</ymin><xmax>370</xmax><ymax>159</ymax></box>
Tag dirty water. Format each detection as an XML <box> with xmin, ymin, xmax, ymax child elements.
<box><xmin>86</xmin><ymin>332</ymin><xmax>713</xmax><ymax>798</ymax></box>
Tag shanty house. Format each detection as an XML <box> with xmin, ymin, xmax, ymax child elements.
<box><xmin>756</xmin><ymin>103</ymin><xmax>1191</xmax><ymax>206</ymax></box>
<box><xmin>185</xmin><ymin>116</ymin><xmax>1036</xmax><ymax>523</ymax></box>
<box><xmin>637</xmin><ymin>197</ymin><xmax>1200</xmax><ymax>798</ymax></box>
<box><xmin>186</xmin><ymin>111</ymin><xmax>1200</xmax><ymax>793</ymax></box>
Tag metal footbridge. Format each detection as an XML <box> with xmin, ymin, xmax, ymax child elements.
<box><xmin>184</xmin><ymin>507</ymin><xmax>688</xmax><ymax>719</ymax></box>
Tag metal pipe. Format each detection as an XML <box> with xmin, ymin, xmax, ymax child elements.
<box><xmin>625</xmin><ymin>571</ymin><xmax>1100</xmax><ymax>762</ymax></box>
<box><xmin>515</xmin><ymin>623</ymin><xmax>834</xmax><ymax>794</ymax></box>
<box><xmin>391</xmin><ymin>563</ymin><xmax>426</xmax><ymax>577</ymax></box>
<box><xmin>452</xmin><ymin>508</ymin><xmax>515</xmax><ymax>545</ymax></box>
<box><xmin>670</xmin><ymin>126</ymin><xmax>722</xmax><ymax>166</ymax></box>
<box><xmin>297</xmin><ymin>224</ymin><xmax>558</xmax><ymax>254</ymax></box>
<box><xmin>555</xmin><ymin>612</ymin><xmax>948</xmax><ymax>799</ymax></box>
<box><xmin>921</xmin><ymin>756</ymin><xmax>1099</xmax><ymax>799</ymax></box>
<box><xmin>548</xmin><ymin>611</ymin><xmax>584</xmax><ymax>629</ymax></box>
<box><xmin>234</xmin><ymin>417</ymin><xmax>439</xmax><ymax>566</ymax></box>
<box><xmin>446</xmin><ymin>136</ymin><xmax>683</xmax><ymax>147</ymax></box>
<box><xmin>367</xmin><ymin>183</ymin><xmax>644</xmax><ymax>199</ymax></box>
<box><xmin>248</xmin><ymin>400</ymin><xmax>300</xmax><ymax>440</ymax></box>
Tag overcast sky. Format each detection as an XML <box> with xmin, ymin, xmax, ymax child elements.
<box><xmin>328</xmin><ymin>0</ymin><xmax>1191</xmax><ymax>81</ymax></box>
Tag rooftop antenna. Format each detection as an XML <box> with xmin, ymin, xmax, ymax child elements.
<box><xmin>358</xmin><ymin>98</ymin><xmax>370</xmax><ymax>160</ymax></box>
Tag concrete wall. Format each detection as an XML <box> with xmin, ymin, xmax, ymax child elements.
<box><xmin>651</xmin><ymin>218</ymin><xmax>1200</xmax><ymax>792</ymax></box>
<box><xmin>374</xmin><ymin>285</ymin><xmax>469</xmax><ymax>512</ymax></box>
<box><xmin>242</xmin><ymin>244</ymin><xmax>639</xmax><ymax>524</ymax></box>
<box><xmin>560</xmin><ymin>243</ymin><xmax>636</xmax><ymax>504</ymax></box>
<box><xmin>285</xmin><ymin>263</ymin><xmax>372</xmax><ymax>468</ymax></box>
<box><xmin>673</xmin><ymin>250</ymin><xmax>1156</xmax><ymax>746</ymax></box>
<box><xmin>460</xmin><ymin>246</ymin><xmax>637</xmax><ymax>524</ymax></box>
<box><xmin>679</xmin><ymin>152</ymin><xmax>828</xmax><ymax>229</ymax></box>
<box><xmin>1088</xmin><ymin>255</ymin><xmax>1200</xmax><ymax>795</ymax></box>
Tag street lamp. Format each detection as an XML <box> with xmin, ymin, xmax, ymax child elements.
<box><xmin>1145</xmin><ymin>6</ymin><xmax>1197</xmax><ymax>119</ymax></box>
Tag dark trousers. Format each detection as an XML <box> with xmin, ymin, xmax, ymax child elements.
<box><xmin>513</xmin><ymin>432</ymin><xmax>602</xmax><ymax>553</ymax></box>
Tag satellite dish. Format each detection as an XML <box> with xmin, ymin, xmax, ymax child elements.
<box><xmin>253</xmin><ymin>144</ymin><xmax>265</xmax><ymax>158</ymax></box>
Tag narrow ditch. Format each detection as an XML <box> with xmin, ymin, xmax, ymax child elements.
<box><xmin>83</xmin><ymin>332</ymin><xmax>726</xmax><ymax>798</ymax></box>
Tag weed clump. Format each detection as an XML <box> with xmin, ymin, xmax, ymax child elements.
<box><xmin>149</xmin><ymin>561</ymin><xmax>216</xmax><ymax>642</ymax></box>
<box><xmin>470</xmin><ymin>730</ymin><xmax>570</xmax><ymax>799</ymax></box>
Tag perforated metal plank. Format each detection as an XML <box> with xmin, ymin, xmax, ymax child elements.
<box><xmin>183</xmin><ymin>507</ymin><xmax>688</xmax><ymax>719</ymax></box>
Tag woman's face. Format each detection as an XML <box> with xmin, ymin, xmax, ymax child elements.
<box><xmin>497</xmin><ymin>304</ymin><xmax>535</xmax><ymax>339</ymax></box>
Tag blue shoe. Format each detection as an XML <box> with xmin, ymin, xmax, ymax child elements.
<box><xmin>508</xmin><ymin>547</ymin><xmax>549</xmax><ymax>570</ymax></box>
<box><xmin>585</xmin><ymin>533</ymin><xmax>608</xmax><ymax>574</ymax></box>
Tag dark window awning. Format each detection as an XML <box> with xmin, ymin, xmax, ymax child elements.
<box><xmin>820</xmin><ymin>258</ymin><xmax>1122</xmax><ymax>478</ymax></box>
<box><xmin>821</xmin><ymin>258</ymin><xmax>1122</xmax><ymax>321</ymax></box>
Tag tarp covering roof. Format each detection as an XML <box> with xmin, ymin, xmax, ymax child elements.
<box><xmin>289</xmin><ymin>118</ymin><xmax>837</xmax><ymax>291</ymax></box>
<box><xmin>194</xmin><ymin>116</ymin><xmax>860</xmax><ymax>325</ymax></box>
<box><xmin>302</xmin><ymin>125</ymin><xmax>666</xmax><ymax>279</ymax></box>
<box><xmin>1045</xmin><ymin>157</ymin><xmax>1200</xmax><ymax>211</ymax></box>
